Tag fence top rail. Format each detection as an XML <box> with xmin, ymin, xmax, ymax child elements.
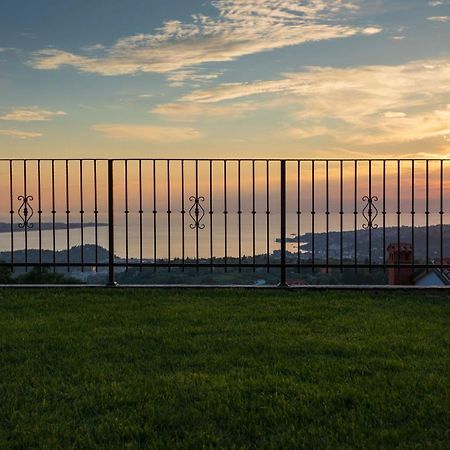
<box><xmin>1</xmin><ymin>158</ymin><xmax>450</xmax><ymax>162</ymax></box>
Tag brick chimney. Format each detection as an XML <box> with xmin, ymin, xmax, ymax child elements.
<box><xmin>387</xmin><ymin>243</ymin><xmax>414</xmax><ymax>285</ymax></box>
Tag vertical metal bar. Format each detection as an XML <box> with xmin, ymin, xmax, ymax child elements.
<box><xmin>426</xmin><ymin>160</ymin><xmax>430</xmax><ymax>269</ymax></box>
<box><xmin>9</xmin><ymin>161</ymin><xmax>14</xmax><ymax>270</ymax></box>
<box><xmin>223</xmin><ymin>160</ymin><xmax>228</xmax><ymax>272</ymax></box>
<box><xmin>107</xmin><ymin>159</ymin><xmax>116</xmax><ymax>286</ymax></box>
<box><xmin>238</xmin><ymin>160</ymin><xmax>242</xmax><ymax>271</ymax></box>
<box><xmin>266</xmin><ymin>160</ymin><xmax>270</xmax><ymax>273</ymax></box>
<box><xmin>340</xmin><ymin>161</ymin><xmax>343</xmax><ymax>272</ymax></box>
<box><xmin>23</xmin><ymin>160</ymin><xmax>28</xmax><ymax>271</ymax></box>
<box><xmin>195</xmin><ymin>160</ymin><xmax>199</xmax><ymax>271</ymax></box>
<box><xmin>397</xmin><ymin>160</ymin><xmax>401</xmax><ymax>273</ymax></box>
<box><xmin>51</xmin><ymin>160</ymin><xmax>56</xmax><ymax>272</ymax></box>
<box><xmin>181</xmin><ymin>160</ymin><xmax>185</xmax><ymax>272</ymax></box>
<box><xmin>368</xmin><ymin>160</ymin><xmax>372</xmax><ymax>271</ymax></box>
<box><xmin>297</xmin><ymin>160</ymin><xmax>301</xmax><ymax>273</ymax></box>
<box><xmin>411</xmin><ymin>160</ymin><xmax>415</xmax><ymax>271</ymax></box>
<box><xmin>354</xmin><ymin>160</ymin><xmax>358</xmax><ymax>273</ymax></box>
<box><xmin>153</xmin><ymin>160</ymin><xmax>157</xmax><ymax>272</ymax></box>
<box><xmin>383</xmin><ymin>161</ymin><xmax>386</xmax><ymax>271</ymax></box>
<box><xmin>124</xmin><ymin>160</ymin><xmax>129</xmax><ymax>271</ymax></box>
<box><xmin>37</xmin><ymin>160</ymin><xmax>42</xmax><ymax>270</ymax></box>
<box><xmin>311</xmin><ymin>160</ymin><xmax>315</xmax><ymax>273</ymax></box>
<box><xmin>209</xmin><ymin>160</ymin><xmax>213</xmax><ymax>272</ymax></box>
<box><xmin>139</xmin><ymin>159</ymin><xmax>143</xmax><ymax>271</ymax></box>
<box><xmin>167</xmin><ymin>160</ymin><xmax>171</xmax><ymax>272</ymax></box>
<box><xmin>279</xmin><ymin>160</ymin><xmax>288</xmax><ymax>286</ymax></box>
<box><xmin>252</xmin><ymin>160</ymin><xmax>256</xmax><ymax>272</ymax></box>
<box><xmin>326</xmin><ymin>160</ymin><xmax>329</xmax><ymax>273</ymax></box>
<box><xmin>65</xmin><ymin>160</ymin><xmax>70</xmax><ymax>272</ymax></box>
<box><xmin>93</xmin><ymin>160</ymin><xmax>98</xmax><ymax>271</ymax></box>
<box><xmin>79</xmin><ymin>160</ymin><xmax>84</xmax><ymax>271</ymax></box>
<box><xmin>440</xmin><ymin>160</ymin><xmax>444</xmax><ymax>274</ymax></box>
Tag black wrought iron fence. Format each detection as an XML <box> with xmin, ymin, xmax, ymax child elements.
<box><xmin>1</xmin><ymin>159</ymin><xmax>449</xmax><ymax>286</ymax></box>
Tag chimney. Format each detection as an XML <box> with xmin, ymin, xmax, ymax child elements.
<box><xmin>387</xmin><ymin>243</ymin><xmax>414</xmax><ymax>285</ymax></box>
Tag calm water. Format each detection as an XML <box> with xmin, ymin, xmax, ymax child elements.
<box><xmin>0</xmin><ymin>212</ymin><xmax>446</xmax><ymax>260</ymax></box>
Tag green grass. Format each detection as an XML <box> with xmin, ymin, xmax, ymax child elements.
<box><xmin>0</xmin><ymin>289</ymin><xmax>449</xmax><ymax>449</ymax></box>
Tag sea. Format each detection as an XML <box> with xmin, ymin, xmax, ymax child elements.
<box><xmin>0</xmin><ymin>212</ymin><xmax>445</xmax><ymax>261</ymax></box>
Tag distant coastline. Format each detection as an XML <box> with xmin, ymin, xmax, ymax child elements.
<box><xmin>0</xmin><ymin>222</ymin><xmax>108</xmax><ymax>233</ymax></box>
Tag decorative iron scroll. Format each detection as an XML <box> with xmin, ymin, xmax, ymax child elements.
<box><xmin>189</xmin><ymin>196</ymin><xmax>206</xmax><ymax>229</ymax></box>
<box><xmin>362</xmin><ymin>195</ymin><xmax>379</xmax><ymax>230</ymax></box>
<box><xmin>17</xmin><ymin>195</ymin><xmax>34</xmax><ymax>229</ymax></box>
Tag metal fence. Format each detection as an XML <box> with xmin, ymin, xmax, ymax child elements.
<box><xmin>1</xmin><ymin>159</ymin><xmax>449</xmax><ymax>286</ymax></box>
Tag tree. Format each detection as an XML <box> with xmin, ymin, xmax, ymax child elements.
<box><xmin>0</xmin><ymin>263</ymin><xmax>13</xmax><ymax>284</ymax></box>
<box><xmin>16</xmin><ymin>267</ymin><xmax>80</xmax><ymax>284</ymax></box>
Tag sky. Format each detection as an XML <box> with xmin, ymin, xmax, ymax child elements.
<box><xmin>0</xmin><ymin>0</ymin><xmax>450</xmax><ymax>159</ymax></box>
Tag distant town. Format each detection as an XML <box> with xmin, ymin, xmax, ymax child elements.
<box><xmin>1</xmin><ymin>225</ymin><xmax>447</xmax><ymax>286</ymax></box>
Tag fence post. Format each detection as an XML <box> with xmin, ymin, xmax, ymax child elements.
<box><xmin>107</xmin><ymin>159</ymin><xmax>117</xmax><ymax>286</ymax></box>
<box><xmin>279</xmin><ymin>160</ymin><xmax>288</xmax><ymax>287</ymax></box>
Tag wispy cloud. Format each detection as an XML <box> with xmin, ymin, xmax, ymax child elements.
<box><xmin>387</xmin><ymin>25</ymin><xmax>408</xmax><ymax>41</ymax></box>
<box><xmin>286</xmin><ymin>126</ymin><xmax>331</xmax><ymax>139</ymax></box>
<box><xmin>91</xmin><ymin>124</ymin><xmax>202</xmax><ymax>142</ymax></box>
<box><xmin>427</xmin><ymin>16</ymin><xmax>450</xmax><ymax>22</ymax></box>
<box><xmin>0</xmin><ymin>47</ymin><xmax>17</xmax><ymax>53</ymax></box>
<box><xmin>0</xmin><ymin>107</ymin><xmax>66</xmax><ymax>121</ymax></box>
<box><xmin>179</xmin><ymin>57</ymin><xmax>450</xmax><ymax>146</ymax></box>
<box><xmin>151</xmin><ymin>101</ymin><xmax>259</xmax><ymax>120</ymax></box>
<box><xmin>428</xmin><ymin>1</ymin><xmax>447</xmax><ymax>6</ymax></box>
<box><xmin>340</xmin><ymin>106</ymin><xmax>450</xmax><ymax>145</ymax></box>
<box><xmin>383</xmin><ymin>111</ymin><xmax>407</xmax><ymax>118</ymax></box>
<box><xmin>166</xmin><ymin>70</ymin><xmax>224</xmax><ymax>87</ymax></box>
<box><xmin>0</xmin><ymin>129</ymin><xmax>43</xmax><ymax>139</ymax></box>
<box><xmin>29</xmin><ymin>0</ymin><xmax>381</xmax><ymax>79</ymax></box>
<box><xmin>183</xmin><ymin>58</ymin><xmax>450</xmax><ymax>108</ymax></box>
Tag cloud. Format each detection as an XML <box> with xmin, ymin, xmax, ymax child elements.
<box><xmin>427</xmin><ymin>16</ymin><xmax>450</xmax><ymax>22</ymax></box>
<box><xmin>389</xmin><ymin>24</ymin><xmax>408</xmax><ymax>40</ymax></box>
<box><xmin>151</xmin><ymin>101</ymin><xmax>259</xmax><ymax>120</ymax></box>
<box><xmin>0</xmin><ymin>107</ymin><xmax>66</xmax><ymax>121</ymax></box>
<box><xmin>180</xmin><ymin>57</ymin><xmax>450</xmax><ymax>146</ymax></box>
<box><xmin>0</xmin><ymin>129</ymin><xmax>43</xmax><ymax>139</ymax></box>
<box><xmin>82</xmin><ymin>44</ymin><xmax>106</xmax><ymax>52</ymax></box>
<box><xmin>286</xmin><ymin>126</ymin><xmax>331</xmax><ymax>139</ymax></box>
<box><xmin>182</xmin><ymin>57</ymin><xmax>450</xmax><ymax>109</ymax></box>
<box><xmin>182</xmin><ymin>79</ymin><xmax>297</xmax><ymax>103</ymax></box>
<box><xmin>91</xmin><ymin>124</ymin><xmax>202</xmax><ymax>142</ymax></box>
<box><xmin>30</xmin><ymin>0</ymin><xmax>381</xmax><ymax>78</ymax></box>
<box><xmin>383</xmin><ymin>111</ymin><xmax>407</xmax><ymax>118</ymax></box>
<box><xmin>166</xmin><ymin>70</ymin><xmax>224</xmax><ymax>87</ymax></box>
<box><xmin>342</xmin><ymin>107</ymin><xmax>450</xmax><ymax>145</ymax></box>
<box><xmin>361</xmin><ymin>26</ymin><xmax>383</xmax><ymax>35</ymax></box>
<box><xmin>286</xmin><ymin>109</ymin><xmax>450</xmax><ymax>146</ymax></box>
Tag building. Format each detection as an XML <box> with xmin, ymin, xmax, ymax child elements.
<box><xmin>387</xmin><ymin>244</ymin><xmax>450</xmax><ymax>286</ymax></box>
<box><xmin>387</xmin><ymin>243</ymin><xmax>414</xmax><ymax>285</ymax></box>
<box><xmin>413</xmin><ymin>269</ymin><xmax>450</xmax><ymax>286</ymax></box>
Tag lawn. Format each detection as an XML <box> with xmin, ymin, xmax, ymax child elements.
<box><xmin>0</xmin><ymin>289</ymin><xmax>449</xmax><ymax>449</ymax></box>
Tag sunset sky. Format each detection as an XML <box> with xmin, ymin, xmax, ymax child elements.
<box><xmin>1</xmin><ymin>0</ymin><xmax>450</xmax><ymax>159</ymax></box>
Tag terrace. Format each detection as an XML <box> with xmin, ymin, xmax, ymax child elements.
<box><xmin>1</xmin><ymin>288</ymin><xmax>449</xmax><ymax>448</ymax></box>
<box><xmin>2</xmin><ymin>159</ymin><xmax>450</xmax><ymax>448</ymax></box>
